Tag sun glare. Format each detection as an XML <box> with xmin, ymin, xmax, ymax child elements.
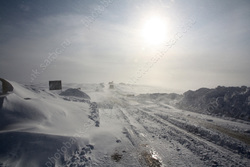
<box><xmin>142</xmin><ymin>16</ymin><xmax>167</xmax><ymax>46</ymax></box>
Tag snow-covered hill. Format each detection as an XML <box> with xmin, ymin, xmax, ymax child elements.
<box><xmin>137</xmin><ymin>86</ymin><xmax>250</xmax><ymax>122</ymax></box>
<box><xmin>176</xmin><ymin>86</ymin><xmax>250</xmax><ymax>122</ymax></box>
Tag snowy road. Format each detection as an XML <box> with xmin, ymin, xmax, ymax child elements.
<box><xmin>89</xmin><ymin>87</ymin><xmax>250</xmax><ymax>167</ymax></box>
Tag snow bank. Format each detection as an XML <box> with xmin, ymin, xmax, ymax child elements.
<box><xmin>136</xmin><ymin>86</ymin><xmax>250</xmax><ymax>122</ymax></box>
<box><xmin>176</xmin><ymin>86</ymin><xmax>250</xmax><ymax>121</ymax></box>
<box><xmin>0</xmin><ymin>81</ymin><xmax>96</xmax><ymax>167</ymax></box>
<box><xmin>60</xmin><ymin>88</ymin><xmax>90</xmax><ymax>100</ymax></box>
<box><xmin>0</xmin><ymin>82</ymin><xmax>92</xmax><ymax>135</ymax></box>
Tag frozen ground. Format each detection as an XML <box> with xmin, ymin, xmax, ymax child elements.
<box><xmin>0</xmin><ymin>81</ymin><xmax>249</xmax><ymax>167</ymax></box>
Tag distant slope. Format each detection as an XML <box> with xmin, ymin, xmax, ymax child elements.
<box><xmin>136</xmin><ymin>86</ymin><xmax>250</xmax><ymax>122</ymax></box>
<box><xmin>176</xmin><ymin>86</ymin><xmax>250</xmax><ymax>121</ymax></box>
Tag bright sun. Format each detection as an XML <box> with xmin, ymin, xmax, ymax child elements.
<box><xmin>142</xmin><ymin>16</ymin><xmax>167</xmax><ymax>46</ymax></box>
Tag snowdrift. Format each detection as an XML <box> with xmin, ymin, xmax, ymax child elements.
<box><xmin>60</xmin><ymin>88</ymin><xmax>90</xmax><ymax>100</ymax></box>
<box><xmin>0</xmin><ymin>81</ymin><xmax>95</xmax><ymax>167</ymax></box>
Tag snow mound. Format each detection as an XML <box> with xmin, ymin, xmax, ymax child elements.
<box><xmin>60</xmin><ymin>88</ymin><xmax>90</xmax><ymax>99</ymax></box>
<box><xmin>135</xmin><ymin>86</ymin><xmax>250</xmax><ymax>122</ymax></box>
<box><xmin>176</xmin><ymin>86</ymin><xmax>250</xmax><ymax>121</ymax></box>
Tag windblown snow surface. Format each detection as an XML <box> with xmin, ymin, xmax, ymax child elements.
<box><xmin>0</xmin><ymin>81</ymin><xmax>249</xmax><ymax>167</ymax></box>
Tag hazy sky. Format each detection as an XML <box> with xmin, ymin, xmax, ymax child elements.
<box><xmin>0</xmin><ymin>0</ymin><xmax>250</xmax><ymax>91</ymax></box>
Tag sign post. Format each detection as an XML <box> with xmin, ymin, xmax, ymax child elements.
<box><xmin>49</xmin><ymin>80</ymin><xmax>62</xmax><ymax>90</ymax></box>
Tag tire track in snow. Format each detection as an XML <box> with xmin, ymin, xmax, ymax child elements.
<box><xmin>110</xmin><ymin>105</ymin><xmax>164</xmax><ymax>167</ymax></box>
<box><xmin>95</xmin><ymin>89</ymin><xmax>250</xmax><ymax>166</ymax></box>
<box><xmin>116</xmin><ymin>105</ymin><xmax>202</xmax><ymax>167</ymax></box>
<box><xmin>132</xmin><ymin>107</ymin><xmax>249</xmax><ymax>166</ymax></box>
<box><xmin>106</xmin><ymin>95</ymin><xmax>206</xmax><ymax>166</ymax></box>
